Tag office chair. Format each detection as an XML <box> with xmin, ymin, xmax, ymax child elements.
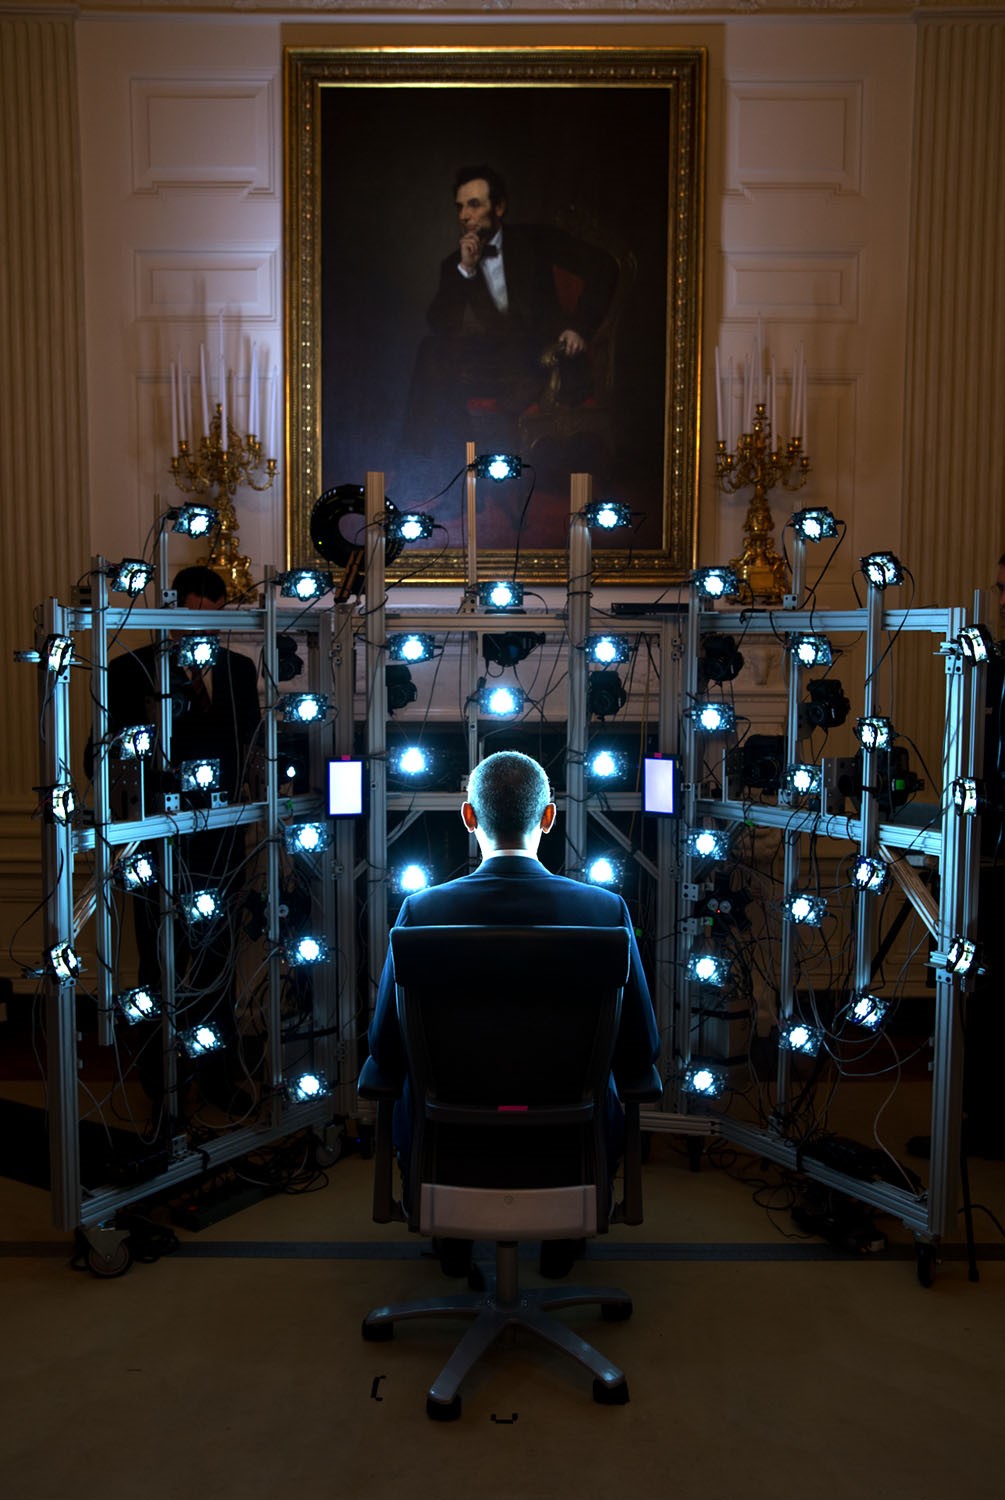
<box><xmin>359</xmin><ymin>924</ymin><xmax>662</xmax><ymax>1420</ymax></box>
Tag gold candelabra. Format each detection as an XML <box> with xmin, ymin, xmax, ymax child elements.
<box><xmin>716</xmin><ymin>404</ymin><xmax>811</xmax><ymax>604</ymax></box>
<box><xmin>170</xmin><ymin>403</ymin><xmax>277</xmax><ymax>601</ymax></box>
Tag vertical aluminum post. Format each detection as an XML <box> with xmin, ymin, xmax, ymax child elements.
<box><xmin>39</xmin><ymin>597</ymin><xmax>82</xmax><ymax>1229</ymax></box>
<box><xmin>655</xmin><ymin>613</ymin><xmax>682</xmax><ymax>1070</ymax></box>
<box><xmin>331</xmin><ymin>602</ymin><xmax>359</xmax><ymax>1114</ymax></box>
<box><xmin>927</xmin><ymin>605</ymin><xmax>969</xmax><ymax>1238</ymax></box>
<box><xmin>89</xmin><ymin>560</ymin><xmax>115</xmax><ymax>1047</ymax></box>
<box><xmin>364</xmin><ymin>473</ymin><xmax>388</xmax><ymax>1017</ymax></box>
<box><xmin>565</xmin><ymin>474</ymin><xmax>592</xmax><ymax>877</ymax></box>
<box><xmin>262</xmin><ymin>570</ymin><xmax>282</xmax><ymax>1108</ymax></box>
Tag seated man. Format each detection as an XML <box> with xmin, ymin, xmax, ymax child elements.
<box><xmin>366</xmin><ymin>750</ymin><xmax>660</xmax><ymax>1276</ymax></box>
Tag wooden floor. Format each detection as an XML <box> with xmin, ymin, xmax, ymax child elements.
<box><xmin>2</xmin><ymin>1088</ymin><xmax>1004</xmax><ymax>1500</ymax></box>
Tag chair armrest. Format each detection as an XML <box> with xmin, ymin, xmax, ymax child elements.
<box><xmin>357</xmin><ymin>1054</ymin><xmax>401</xmax><ymax>1101</ymax></box>
<box><xmin>617</xmin><ymin>1064</ymin><xmax>664</xmax><ymax>1104</ymax></box>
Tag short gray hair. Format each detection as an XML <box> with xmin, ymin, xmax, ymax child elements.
<box><xmin>467</xmin><ymin>751</ymin><xmax>551</xmax><ymax>841</ymax></box>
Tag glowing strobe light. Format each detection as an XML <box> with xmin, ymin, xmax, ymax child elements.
<box><xmin>387</xmin><ymin>511</ymin><xmax>435</xmax><ymax>544</ymax></box>
<box><xmin>184</xmin><ymin>889</ymin><xmax>220</xmax><ymax>924</ymax></box>
<box><xmin>849</xmin><ymin>994</ymin><xmax>888</xmax><ymax>1031</ymax></box>
<box><xmin>479</xmin><ymin>580</ymin><xmax>524</xmax><ymax>611</ymax></box>
<box><xmin>284</xmin><ymin>821</ymin><xmax>332</xmax><ymax>855</ymax></box>
<box><xmin>114</xmin><ymin>723</ymin><xmax>155</xmax><ymax>760</ymax></box>
<box><xmin>114</xmin><ymin>849</ymin><xmax>157</xmax><ymax>890</ymax></box>
<box><xmin>586</xmin><ymin>634</ymin><xmax>630</xmax><ymax>665</ymax></box>
<box><xmin>279</xmin><ymin>569</ymin><xmax>333</xmax><ymax>601</ymax></box>
<box><xmin>850</xmin><ymin>855</ymin><xmax>890</xmax><ymax>894</ymax></box>
<box><xmin>116</xmin><ymin>988</ymin><xmax>160</xmax><ymax>1025</ymax></box>
<box><xmin>392</xmin><ymin>746</ymin><xmax>429</xmax><ymax>777</ymax></box>
<box><xmin>179</xmin><ymin>1023</ymin><xmax>223</xmax><ymax>1058</ymax></box>
<box><xmin>779</xmin><ymin>1021</ymin><xmax>823</xmax><ymax>1056</ymax></box>
<box><xmin>689</xmin><ymin>702</ymin><xmax>737</xmax><ymax>734</ymax></box>
<box><xmin>789</xmin><ymin>633</ymin><xmax>833</xmax><ymax>668</ymax></box>
<box><xmin>791</xmin><ymin>507</ymin><xmax>838</xmax><ymax>542</ymax></box>
<box><xmin>285</xmin><ymin>1071</ymin><xmax>332</xmax><ymax>1104</ymax></box>
<box><xmin>171</xmin><ymin>503</ymin><xmax>218</xmax><ymax>537</ymax></box>
<box><xmin>280</xmin><ymin>693</ymin><xmax>329</xmax><ymax>724</ymax></box>
<box><xmin>586</xmin><ymin>856</ymin><xmax>622</xmax><ymax>887</ymax></box>
<box><xmin>783</xmin><ymin>892</ymin><xmax>828</xmax><ymax>926</ymax></box>
<box><xmin>48</xmin><ymin>943</ymin><xmax>80</xmax><ymax>982</ymax></box>
<box><xmin>683</xmin><ymin>1064</ymin><xmax>726</xmax><ymax>1098</ymax></box>
<box><xmin>395</xmin><ymin>864</ymin><xmax>431</xmax><ymax>896</ymax></box>
<box><xmin>686</xmin><ymin>951</ymin><xmax>731</xmax><ymax>988</ymax></box>
<box><xmin>584</xmin><ymin>499</ymin><xmax>631</xmax><ymax>530</ymax></box>
<box><xmin>478</xmin><ymin>683</ymin><xmax>524</xmax><ymax>718</ymax></box>
<box><xmin>785</xmin><ymin>763</ymin><xmax>822</xmax><ymax>798</ymax></box>
<box><xmin>285</xmin><ymin>935</ymin><xmax>331</xmax><ymax>967</ymax></box>
<box><xmin>473</xmin><ymin>453</ymin><xmax>522</xmax><ymax>482</ymax></box>
<box><xmin>692</xmin><ymin>566</ymin><xmax>738</xmax><ymax>599</ymax></box>
<box><xmin>854</xmin><ymin>716</ymin><xmax>894</xmax><ymax>751</ymax></box>
<box><xmin>388</xmin><ymin>633</ymin><xmax>435</xmax><ymax>663</ymax></box>
<box><xmin>588</xmin><ymin>749</ymin><xmax>628</xmax><ymax>781</ymax></box>
<box><xmin>110</xmin><ymin>559</ymin><xmax>154</xmax><ymax>595</ymax></box>
<box><xmin>861</xmin><ymin>552</ymin><xmax>905</xmax><ymax>590</ymax></box>
<box><xmin>180</xmin><ymin>757</ymin><xmax>221</xmax><ymax>793</ymax></box>
<box><xmin>174</xmin><ymin>634</ymin><xmax>219</xmax><ymax>670</ymax></box>
<box><xmin>685</xmin><ymin>827</ymin><xmax>731</xmax><ymax>861</ymax></box>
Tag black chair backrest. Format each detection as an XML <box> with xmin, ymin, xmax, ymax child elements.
<box><xmin>390</xmin><ymin>925</ymin><xmax>629</xmax><ymax>1203</ymax></box>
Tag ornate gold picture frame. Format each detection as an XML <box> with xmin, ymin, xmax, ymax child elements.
<box><xmin>285</xmin><ymin>47</ymin><xmax>705</xmax><ymax>584</ymax></box>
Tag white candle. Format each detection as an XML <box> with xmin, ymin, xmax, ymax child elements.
<box><xmin>755</xmin><ymin>314</ymin><xmax>763</xmax><ymax>406</ymax></box>
<box><xmin>176</xmin><ymin>349</ymin><xmax>185</xmax><ymax>443</ymax></box>
<box><xmin>770</xmin><ymin>356</ymin><xmax>777</xmax><ymax>440</ymax></box>
<box><xmin>199</xmin><ymin>343</ymin><xmax>210</xmax><ymax>438</ymax></box>
<box><xmin>218</xmin><ymin>312</ymin><xmax>227</xmax><ymax>446</ymax></box>
<box><xmin>727</xmin><ymin>356</ymin><xmax>734</xmax><ymax>452</ymax></box>
<box><xmin>714</xmin><ymin>347</ymin><xmax>723</xmax><ymax>442</ymax></box>
<box><xmin>267</xmin><ymin>364</ymin><xmax>279</xmax><ymax>456</ymax></box>
<box><xmin>802</xmin><ymin>366</ymin><xmax>809</xmax><ymax>453</ymax></box>
<box><xmin>169</xmin><ymin>362</ymin><xmax>178</xmax><ymax>456</ymax></box>
<box><xmin>249</xmin><ymin>341</ymin><xmax>259</xmax><ymax>437</ymax></box>
<box><xmin>185</xmin><ymin>371</ymin><xmax>193</xmax><ymax>449</ymax></box>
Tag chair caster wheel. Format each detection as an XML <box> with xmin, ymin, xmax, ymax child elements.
<box><xmin>601</xmin><ymin>1300</ymin><xmax>633</xmax><ymax>1322</ymax></box>
<box><xmin>427</xmin><ymin>1394</ymin><xmax>462</xmax><ymax>1421</ymax></box>
<box><xmin>361</xmin><ymin>1318</ymin><xmax>394</xmax><ymax>1341</ymax></box>
<box><xmin>593</xmin><ymin>1377</ymin><xmax>630</xmax><ymax>1405</ymax></box>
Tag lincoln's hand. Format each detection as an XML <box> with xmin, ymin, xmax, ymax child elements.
<box><xmin>459</xmin><ymin>231</ymin><xmax>483</xmax><ymax>271</ymax></box>
<box><xmin>557</xmin><ymin>329</ymin><xmax>586</xmax><ymax>357</ymax></box>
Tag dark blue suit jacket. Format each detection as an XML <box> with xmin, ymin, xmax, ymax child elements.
<box><xmin>367</xmin><ymin>856</ymin><xmax>659</xmax><ymax>1169</ymax></box>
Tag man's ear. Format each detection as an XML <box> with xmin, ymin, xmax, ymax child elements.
<box><xmin>461</xmin><ymin>801</ymin><xmax>478</xmax><ymax>833</ymax></box>
<box><xmin>540</xmin><ymin>802</ymin><xmax>557</xmax><ymax>835</ymax></box>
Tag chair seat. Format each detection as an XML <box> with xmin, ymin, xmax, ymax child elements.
<box><xmin>420</xmin><ymin>1181</ymin><xmax>599</xmax><ymax>1240</ymax></box>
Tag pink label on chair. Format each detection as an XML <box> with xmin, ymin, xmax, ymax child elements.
<box><xmin>497</xmin><ymin>1104</ymin><xmax>528</xmax><ymax>1112</ymax></box>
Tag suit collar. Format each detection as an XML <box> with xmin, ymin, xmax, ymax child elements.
<box><xmin>469</xmin><ymin>856</ymin><xmax>552</xmax><ymax>878</ymax></box>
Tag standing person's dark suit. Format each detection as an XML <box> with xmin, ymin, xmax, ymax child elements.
<box><xmin>366</xmin><ymin>751</ymin><xmax>659</xmax><ymax>1277</ymax></box>
<box><xmin>402</xmin><ymin>164</ymin><xmax>618</xmax><ymax>463</ymax></box>
<box><xmin>86</xmin><ymin>566</ymin><xmax>261</xmax><ymax>1121</ymax></box>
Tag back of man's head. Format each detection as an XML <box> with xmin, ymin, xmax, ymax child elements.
<box><xmin>467</xmin><ymin>751</ymin><xmax>551</xmax><ymax>844</ymax></box>
<box><xmin>172</xmin><ymin>565</ymin><xmax>227</xmax><ymax>604</ymax></box>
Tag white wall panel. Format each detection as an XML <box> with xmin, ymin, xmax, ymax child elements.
<box><xmin>133</xmin><ymin>249</ymin><xmax>278</xmax><ymax>322</ymax></box>
<box><xmin>725</xmin><ymin>82</ymin><xmax>863</xmax><ymax>195</ymax></box>
<box><xmin>130</xmin><ymin>76</ymin><xmax>276</xmax><ymax>194</ymax></box>
<box><xmin>725</xmin><ymin>251</ymin><xmax>860</xmax><ymax>323</ymax></box>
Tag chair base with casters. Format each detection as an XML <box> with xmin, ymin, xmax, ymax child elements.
<box><xmin>361</xmin><ymin>1179</ymin><xmax>635</xmax><ymax>1419</ymax></box>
